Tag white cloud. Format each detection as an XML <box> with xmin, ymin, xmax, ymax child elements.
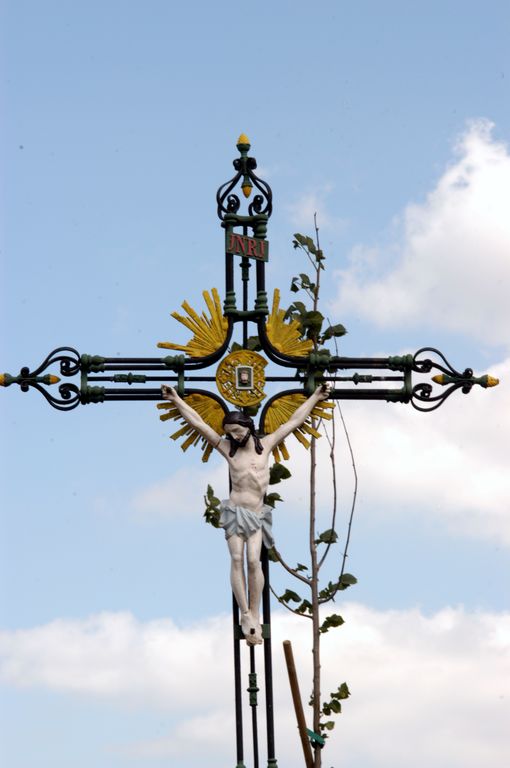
<box><xmin>286</xmin><ymin>184</ymin><xmax>348</xmax><ymax>232</ymax></box>
<box><xmin>333</xmin><ymin>119</ymin><xmax>510</xmax><ymax>348</ymax></box>
<box><xmin>339</xmin><ymin>355</ymin><xmax>510</xmax><ymax>545</ymax></box>
<box><xmin>131</xmin><ymin>461</ymin><xmax>228</xmax><ymax>518</ymax></box>
<box><xmin>1</xmin><ymin>606</ymin><xmax>509</xmax><ymax>768</ymax></box>
<box><xmin>0</xmin><ymin>611</ymin><xmax>230</xmax><ymax>711</ymax></box>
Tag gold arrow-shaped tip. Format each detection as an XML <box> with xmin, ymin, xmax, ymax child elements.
<box><xmin>432</xmin><ymin>374</ymin><xmax>446</xmax><ymax>385</ymax></box>
<box><xmin>485</xmin><ymin>375</ymin><xmax>500</xmax><ymax>388</ymax></box>
<box><xmin>47</xmin><ymin>375</ymin><xmax>61</xmax><ymax>385</ymax></box>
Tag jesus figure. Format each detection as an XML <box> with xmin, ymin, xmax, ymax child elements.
<box><xmin>161</xmin><ymin>383</ymin><xmax>332</xmax><ymax>645</ymax></box>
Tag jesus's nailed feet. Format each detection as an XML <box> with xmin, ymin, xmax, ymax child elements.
<box><xmin>241</xmin><ymin>611</ymin><xmax>263</xmax><ymax>645</ymax></box>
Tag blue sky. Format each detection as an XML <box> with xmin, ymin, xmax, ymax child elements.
<box><xmin>1</xmin><ymin>2</ymin><xmax>510</xmax><ymax>767</ymax></box>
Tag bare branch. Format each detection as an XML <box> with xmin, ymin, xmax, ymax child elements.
<box><xmin>318</xmin><ymin>413</ymin><xmax>338</xmax><ymax>570</ymax></box>
<box><xmin>336</xmin><ymin>399</ymin><xmax>358</xmax><ymax>585</ymax></box>
<box><xmin>271</xmin><ymin>547</ymin><xmax>311</xmax><ymax>585</ymax></box>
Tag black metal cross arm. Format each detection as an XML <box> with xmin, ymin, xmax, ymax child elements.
<box><xmin>0</xmin><ymin>333</ymin><xmax>238</xmax><ymax>410</ymax></box>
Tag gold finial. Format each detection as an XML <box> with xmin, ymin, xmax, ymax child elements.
<box><xmin>237</xmin><ymin>133</ymin><xmax>250</xmax><ymax>146</ymax></box>
<box><xmin>48</xmin><ymin>375</ymin><xmax>61</xmax><ymax>385</ymax></box>
<box><xmin>242</xmin><ymin>182</ymin><xmax>252</xmax><ymax>198</ymax></box>
<box><xmin>432</xmin><ymin>374</ymin><xmax>446</xmax><ymax>385</ymax></box>
<box><xmin>0</xmin><ymin>374</ymin><xmax>5</xmax><ymax>386</ymax></box>
<box><xmin>486</xmin><ymin>375</ymin><xmax>499</xmax><ymax>387</ymax></box>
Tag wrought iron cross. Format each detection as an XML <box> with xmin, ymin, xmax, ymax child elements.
<box><xmin>1</xmin><ymin>135</ymin><xmax>498</xmax><ymax>768</ymax></box>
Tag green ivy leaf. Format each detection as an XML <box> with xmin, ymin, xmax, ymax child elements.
<box><xmin>304</xmin><ymin>236</ymin><xmax>317</xmax><ymax>254</ymax></box>
<box><xmin>246</xmin><ymin>335</ymin><xmax>262</xmax><ymax>351</ymax></box>
<box><xmin>318</xmin><ymin>581</ymin><xmax>337</xmax><ymax>600</ymax></box>
<box><xmin>301</xmin><ymin>310</ymin><xmax>324</xmax><ymax>329</ymax></box>
<box><xmin>205</xmin><ymin>485</ymin><xmax>220</xmax><ymax>507</ymax></box>
<box><xmin>203</xmin><ymin>485</ymin><xmax>221</xmax><ymax>527</ymax></box>
<box><xmin>315</xmin><ymin>529</ymin><xmax>338</xmax><ymax>545</ymax></box>
<box><xmin>264</xmin><ymin>492</ymin><xmax>283</xmax><ymax>508</ymax></box>
<box><xmin>288</xmin><ymin>300</ymin><xmax>307</xmax><ymax>316</ymax></box>
<box><xmin>337</xmin><ymin>573</ymin><xmax>357</xmax><ymax>590</ymax></box>
<box><xmin>293</xmin><ymin>233</ymin><xmax>308</xmax><ymax>248</ymax></box>
<box><xmin>319</xmin><ymin>614</ymin><xmax>345</xmax><ymax>633</ymax></box>
<box><xmin>322</xmin><ymin>323</ymin><xmax>347</xmax><ymax>340</ymax></box>
<box><xmin>203</xmin><ymin>500</ymin><xmax>221</xmax><ymax>528</ymax></box>
<box><xmin>269</xmin><ymin>463</ymin><xmax>292</xmax><ymax>485</ymax></box>
<box><xmin>267</xmin><ymin>547</ymin><xmax>278</xmax><ymax>562</ymax></box>
<box><xmin>299</xmin><ymin>273</ymin><xmax>315</xmax><ymax>290</ymax></box>
<box><xmin>296</xmin><ymin>599</ymin><xmax>313</xmax><ymax>614</ymax></box>
<box><xmin>336</xmin><ymin>682</ymin><xmax>351</xmax><ymax>700</ymax></box>
<box><xmin>300</xmin><ymin>311</ymin><xmax>323</xmax><ymax>340</ymax></box>
<box><xmin>279</xmin><ymin>589</ymin><xmax>301</xmax><ymax>604</ymax></box>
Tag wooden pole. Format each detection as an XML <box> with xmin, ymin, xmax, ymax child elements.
<box><xmin>283</xmin><ymin>640</ymin><xmax>314</xmax><ymax>768</ymax></box>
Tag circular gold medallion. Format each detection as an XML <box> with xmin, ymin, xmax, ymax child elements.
<box><xmin>216</xmin><ymin>350</ymin><xmax>267</xmax><ymax>407</ymax></box>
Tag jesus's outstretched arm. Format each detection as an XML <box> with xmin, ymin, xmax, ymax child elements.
<box><xmin>263</xmin><ymin>382</ymin><xmax>332</xmax><ymax>452</ymax></box>
<box><xmin>161</xmin><ymin>385</ymin><xmax>223</xmax><ymax>448</ymax></box>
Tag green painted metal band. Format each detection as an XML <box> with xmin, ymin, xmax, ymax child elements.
<box><xmin>80</xmin><ymin>354</ymin><xmax>105</xmax><ymax>373</ymax></box>
<box><xmin>223</xmin><ymin>308</ymin><xmax>267</xmax><ymax>321</ymax></box>
<box><xmin>81</xmin><ymin>385</ymin><xmax>105</xmax><ymax>404</ymax></box>
<box><xmin>255</xmin><ymin>291</ymin><xmax>269</xmax><ymax>314</ymax></box>
<box><xmin>248</xmin><ymin>672</ymin><xmax>259</xmax><ymax>706</ymax></box>
<box><xmin>160</xmin><ymin>354</ymin><xmax>186</xmax><ymax>370</ymax></box>
<box><xmin>388</xmin><ymin>354</ymin><xmax>413</xmax><ymax>371</ymax></box>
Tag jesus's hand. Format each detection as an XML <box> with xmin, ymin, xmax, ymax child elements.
<box><xmin>316</xmin><ymin>382</ymin><xmax>333</xmax><ymax>400</ymax></box>
<box><xmin>161</xmin><ymin>385</ymin><xmax>178</xmax><ymax>403</ymax></box>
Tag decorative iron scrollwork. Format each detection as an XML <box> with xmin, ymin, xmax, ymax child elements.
<box><xmin>410</xmin><ymin>347</ymin><xmax>495</xmax><ymax>412</ymax></box>
<box><xmin>217</xmin><ymin>134</ymin><xmax>272</xmax><ymax>221</ymax></box>
<box><xmin>2</xmin><ymin>347</ymin><xmax>82</xmax><ymax>411</ymax></box>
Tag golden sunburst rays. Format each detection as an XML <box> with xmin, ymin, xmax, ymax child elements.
<box><xmin>157</xmin><ymin>288</ymin><xmax>228</xmax><ymax>358</ymax></box>
<box><xmin>157</xmin><ymin>393</ymin><xmax>225</xmax><ymax>463</ymax></box>
<box><xmin>263</xmin><ymin>394</ymin><xmax>334</xmax><ymax>462</ymax></box>
<box><xmin>266</xmin><ymin>289</ymin><xmax>314</xmax><ymax>357</ymax></box>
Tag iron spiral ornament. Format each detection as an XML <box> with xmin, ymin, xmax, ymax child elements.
<box><xmin>411</xmin><ymin>347</ymin><xmax>477</xmax><ymax>412</ymax></box>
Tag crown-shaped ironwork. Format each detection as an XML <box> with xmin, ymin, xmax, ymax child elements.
<box><xmin>216</xmin><ymin>133</ymin><xmax>273</xmax><ymax>227</ymax></box>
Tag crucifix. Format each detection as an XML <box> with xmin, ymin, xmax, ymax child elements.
<box><xmin>1</xmin><ymin>134</ymin><xmax>498</xmax><ymax>768</ymax></box>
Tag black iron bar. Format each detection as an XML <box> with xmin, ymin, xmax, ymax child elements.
<box><xmin>256</xmin><ymin>258</ymin><xmax>265</xmax><ymax>297</ymax></box>
<box><xmin>101</xmin><ymin>365</ymin><xmax>181</xmax><ymax>372</ymax></box>
<box><xmin>90</xmin><ymin>374</ymin><xmax>404</xmax><ymax>384</ymax></box>
<box><xmin>261</xmin><ymin>547</ymin><xmax>277</xmax><ymax>767</ymax></box>
<box><xmin>92</xmin><ymin>355</ymin><xmax>411</xmax><ymax>372</ymax></box>
<box><xmin>242</xmin><ymin>226</ymin><xmax>249</xmax><ymax>348</ymax></box>
<box><xmin>100</xmin><ymin>388</ymin><xmax>410</xmax><ymax>403</ymax></box>
<box><xmin>226</xmin><ymin>251</ymin><xmax>234</xmax><ymax>299</ymax></box>
<box><xmin>250</xmin><ymin>645</ymin><xmax>260</xmax><ymax>768</ymax></box>
<box><xmin>233</xmin><ymin>594</ymin><xmax>245</xmax><ymax>768</ymax></box>
<box><xmin>101</xmin><ymin>357</ymin><xmax>173</xmax><ymax>364</ymax></box>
